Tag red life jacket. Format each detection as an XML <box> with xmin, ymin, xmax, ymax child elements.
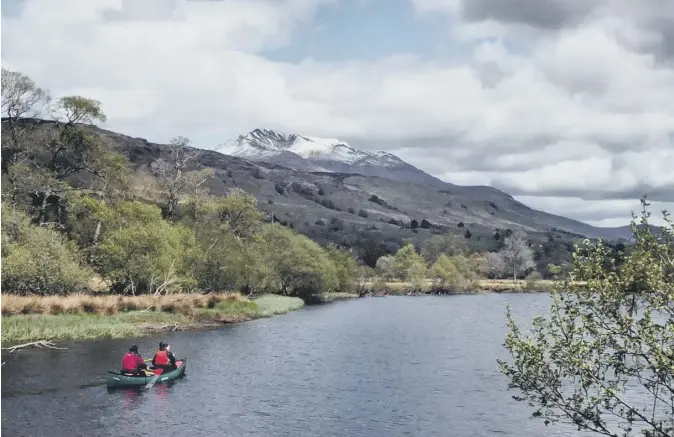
<box><xmin>122</xmin><ymin>352</ymin><xmax>138</xmax><ymax>371</ymax></box>
<box><xmin>154</xmin><ymin>349</ymin><xmax>169</xmax><ymax>365</ymax></box>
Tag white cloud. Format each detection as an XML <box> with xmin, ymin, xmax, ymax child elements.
<box><xmin>513</xmin><ymin>196</ymin><xmax>674</xmax><ymax>228</ymax></box>
<box><xmin>2</xmin><ymin>0</ymin><xmax>673</xmax><ymax>227</ymax></box>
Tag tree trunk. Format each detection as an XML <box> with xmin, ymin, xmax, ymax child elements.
<box><xmin>93</xmin><ymin>221</ymin><xmax>102</xmax><ymax>244</ymax></box>
<box><xmin>36</xmin><ymin>193</ymin><xmax>49</xmax><ymax>225</ymax></box>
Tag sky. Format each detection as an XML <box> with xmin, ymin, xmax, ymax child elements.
<box><xmin>2</xmin><ymin>0</ymin><xmax>673</xmax><ymax>228</ymax></box>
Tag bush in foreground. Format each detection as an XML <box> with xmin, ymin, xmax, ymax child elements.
<box><xmin>498</xmin><ymin>199</ymin><xmax>674</xmax><ymax>437</ymax></box>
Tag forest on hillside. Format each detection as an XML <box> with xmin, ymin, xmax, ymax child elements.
<box><xmin>1</xmin><ymin>68</ymin><xmax>631</xmax><ymax>298</ymax></box>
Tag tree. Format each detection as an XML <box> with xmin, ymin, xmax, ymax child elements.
<box><xmin>498</xmin><ymin>199</ymin><xmax>674</xmax><ymax>437</ymax></box>
<box><xmin>410</xmin><ymin>219</ymin><xmax>419</xmax><ymax>229</ymax></box>
<box><xmin>476</xmin><ymin>252</ymin><xmax>506</xmax><ymax>279</ymax></box>
<box><xmin>498</xmin><ymin>230</ymin><xmax>535</xmax><ymax>280</ymax></box>
<box><xmin>546</xmin><ymin>263</ymin><xmax>562</xmax><ymax>279</ymax></box>
<box><xmin>95</xmin><ymin>207</ymin><xmax>199</xmax><ymax>295</ymax></box>
<box><xmin>421</xmin><ymin>233</ymin><xmax>465</xmax><ymax>264</ymax></box>
<box><xmin>420</xmin><ymin>218</ymin><xmax>431</xmax><ymax>229</ymax></box>
<box><xmin>325</xmin><ymin>244</ymin><xmax>359</xmax><ymax>293</ymax></box>
<box><xmin>1</xmin><ymin>205</ymin><xmax>91</xmax><ymax>294</ymax></box>
<box><xmin>150</xmin><ymin>136</ymin><xmax>201</xmax><ymax>221</ymax></box>
<box><xmin>0</xmin><ymin>72</ymin><xmax>126</xmax><ymax>224</ymax></box>
<box><xmin>429</xmin><ymin>254</ymin><xmax>477</xmax><ymax>290</ymax></box>
<box><xmin>257</xmin><ymin>224</ymin><xmax>338</xmax><ymax>301</ymax></box>
<box><xmin>375</xmin><ymin>255</ymin><xmax>395</xmax><ymax>280</ymax></box>
<box><xmin>1</xmin><ymin>68</ymin><xmax>50</xmax><ymax>175</ymax></box>
<box><xmin>391</xmin><ymin>244</ymin><xmax>427</xmax><ymax>286</ymax></box>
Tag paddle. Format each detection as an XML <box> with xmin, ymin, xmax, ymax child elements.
<box><xmin>145</xmin><ymin>367</ymin><xmax>164</xmax><ymax>387</ymax></box>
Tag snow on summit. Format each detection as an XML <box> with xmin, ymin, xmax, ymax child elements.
<box><xmin>224</xmin><ymin>128</ymin><xmax>404</xmax><ymax>167</ymax></box>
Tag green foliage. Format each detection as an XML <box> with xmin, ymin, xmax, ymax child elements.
<box><xmin>391</xmin><ymin>244</ymin><xmax>427</xmax><ymax>286</ymax></box>
<box><xmin>94</xmin><ymin>205</ymin><xmax>199</xmax><ymax>294</ymax></box>
<box><xmin>498</xmin><ymin>199</ymin><xmax>674</xmax><ymax>437</ymax></box>
<box><xmin>325</xmin><ymin>244</ymin><xmax>359</xmax><ymax>293</ymax></box>
<box><xmin>55</xmin><ymin>96</ymin><xmax>106</xmax><ymax>124</ymax></box>
<box><xmin>1</xmin><ymin>206</ymin><xmax>92</xmax><ymax>294</ymax></box>
<box><xmin>257</xmin><ymin>224</ymin><xmax>339</xmax><ymax>301</ymax></box>
<box><xmin>546</xmin><ymin>263</ymin><xmax>562</xmax><ymax>279</ymax></box>
<box><xmin>429</xmin><ymin>254</ymin><xmax>478</xmax><ymax>290</ymax></box>
<box><xmin>421</xmin><ymin>233</ymin><xmax>466</xmax><ymax>264</ymax></box>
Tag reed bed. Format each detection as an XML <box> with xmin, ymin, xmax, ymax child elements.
<box><xmin>0</xmin><ymin>293</ymin><xmax>306</xmax><ymax>343</ymax></box>
<box><xmin>1</xmin><ymin>292</ymin><xmax>245</xmax><ymax>317</ymax></box>
<box><xmin>362</xmin><ymin>279</ymin><xmax>561</xmax><ymax>294</ymax></box>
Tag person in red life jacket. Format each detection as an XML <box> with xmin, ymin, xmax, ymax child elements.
<box><xmin>121</xmin><ymin>345</ymin><xmax>148</xmax><ymax>376</ymax></box>
<box><xmin>152</xmin><ymin>342</ymin><xmax>176</xmax><ymax>371</ymax></box>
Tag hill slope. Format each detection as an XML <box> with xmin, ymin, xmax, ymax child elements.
<box><xmin>220</xmin><ymin>128</ymin><xmax>634</xmax><ymax>241</ymax></box>
<box><xmin>4</xmin><ymin>119</ymin><xmax>637</xmax><ymax>244</ymax></box>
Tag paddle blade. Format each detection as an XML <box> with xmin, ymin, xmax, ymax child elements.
<box><xmin>153</xmin><ymin>368</ymin><xmax>163</xmax><ymax>375</ymax></box>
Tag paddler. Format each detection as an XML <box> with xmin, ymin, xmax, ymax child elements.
<box><xmin>120</xmin><ymin>345</ymin><xmax>148</xmax><ymax>376</ymax></box>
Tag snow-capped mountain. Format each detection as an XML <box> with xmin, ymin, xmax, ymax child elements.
<box><xmin>223</xmin><ymin>129</ymin><xmax>447</xmax><ymax>186</ymax></box>
<box><xmin>225</xmin><ymin>129</ymin><xmax>405</xmax><ymax>166</ymax></box>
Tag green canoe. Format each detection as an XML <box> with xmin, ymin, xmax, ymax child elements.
<box><xmin>107</xmin><ymin>359</ymin><xmax>187</xmax><ymax>388</ymax></box>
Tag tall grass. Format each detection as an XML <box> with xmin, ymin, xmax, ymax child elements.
<box><xmin>0</xmin><ymin>293</ymin><xmax>306</xmax><ymax>343</ymax></box>
<box><xmin>1</xmin><ymin>312</ymin><xmax>190</xmax><ymax>342</ymax></box>
<box><xmin>1</xmin><ymin>292</ymin><xmax>244</xmax><ymax>317</ymax></box>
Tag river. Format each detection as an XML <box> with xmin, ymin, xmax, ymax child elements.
<box><xmin>2</xmin><ymin>294</ymin><xmax>587</xmax><ymax>437</ymax></box>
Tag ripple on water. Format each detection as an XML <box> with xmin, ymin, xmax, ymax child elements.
<box><xmin>3</xmin><ymin>294</ymin><xmax>589</xmax><ymax>437</ymax></box>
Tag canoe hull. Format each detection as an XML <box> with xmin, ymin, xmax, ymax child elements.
<box><xmin>107</xmin><ymin>359</ymin><xmax>186</xmax><ymax>388</ymax></box>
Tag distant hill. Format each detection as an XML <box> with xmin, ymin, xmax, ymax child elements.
<box><xmin>220</xmin><ymin>127</ymin><xmax>639</xmax><ymax>241</ymax></box>
<box><xmin>3</xmin><ymin>119</ymin><xmax>644</xmax><ymax>268</ymax></box>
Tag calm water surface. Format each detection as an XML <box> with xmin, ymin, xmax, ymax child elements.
<box><xmin>2</xmin><ymin>294</ymin><xmax>587</xmax><ymax>436</ymax></box>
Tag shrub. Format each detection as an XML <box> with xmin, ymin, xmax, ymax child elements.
<box><xmin>1</xmin><ymin>207</ymin><xmax>92</xmax><ymax>295</ymax></box>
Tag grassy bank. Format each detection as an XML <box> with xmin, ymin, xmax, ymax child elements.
<box><xmin>363</xmin><ymin>278</ymin><xmax>560</xmax><ymax>295</ymax></box>
<box><xmin>0</xmin><ymin>293</ymin><xmax>304</xmax><ymax>344</ymax></box>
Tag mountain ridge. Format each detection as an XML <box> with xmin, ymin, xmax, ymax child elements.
<box><xmin>2</xmin><ymin>118</ymin><xmax>641</xmax><ymax>247</ymax></box>
<box><xmin>221</xmin><ymin>127</ymin><xmax>636</xmax><ymax>240</ymax></box>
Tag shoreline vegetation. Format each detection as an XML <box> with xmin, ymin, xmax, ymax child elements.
<box><xmin>0</xmin><ymin>69</ymin><xmax>597</xmax><ymax>349</ymax></box>
<box><xmin>1</xmin><ymin>293</ymin><xmax>304</xmax><ymax>344</ymax></box>
<box><xmin>1</xmin><ymin>279</ymin><xmax>558</xmax><ymax>345</ymax></box>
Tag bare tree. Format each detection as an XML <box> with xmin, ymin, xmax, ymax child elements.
<box><xmin>498</xmin><ymin>230</ymin><xmax>535</xmax><ymax>280</ymax></box>
<box><xmin>479</xmin><ymin>251</ymin><xmax>506</xmax><ymax>279</ymax></box>
<box><xmin>150</xmin><ymin>136</ymin><xmax>201</xmax><ymax>221</ymax></box>
<box><xmin>1</xmin><ymin>68</ymin><xmax>51</xmax><ymax>206</ymax></box>
<box><xmin>1</xmin><ymin>68</ymin><xmax>51</xmax><ymax>147</ymax></box>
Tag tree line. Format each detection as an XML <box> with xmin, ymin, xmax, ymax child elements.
<box><xmin>1</xmin><ymin>68</ymin><xmax>363</xmax><ymax>300</ymax></box>
<box><xmin>372</xmin><ymin>230</ymin><xmax>544</xmax><ymax>291</ymax></box>
<box><xmin>0</xmin><ymin>67</ymin><xmax>606</xmax><ymax>299</ymax></box>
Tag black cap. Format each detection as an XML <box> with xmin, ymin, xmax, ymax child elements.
<box><xmin>130</xmin><ymin>345</ymin><xmax>138</xmax><ymax>352</ymax></box>
<box><xmin>159</xmin><ymin>341</ymin><xmax>165</xmax><ymax>348</ymax></box>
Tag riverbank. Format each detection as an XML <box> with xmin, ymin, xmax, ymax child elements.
<box><xmin>362</xmin><ymin>278</ymin><xmax>559</xmax><ymax>296</ymax></box>
<box><xmin>1</xmin><ymin>293</ymin><xmax>304</xmax><ymax>344</ymax></box>
<box><xmin>0</xmin><ymin>280</ymin><xmax>560</xmax><ymax>344</ymax></box>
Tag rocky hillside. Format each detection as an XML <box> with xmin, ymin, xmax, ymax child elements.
<box><xmin>220</xmin><ymin>128</ymin><xmax>634</xmax><ymax>240</ymax></box>
<box><xmin>5</xmin><ymin>119</ymin><xmax>638</xmax><ymax>264</ymax></box>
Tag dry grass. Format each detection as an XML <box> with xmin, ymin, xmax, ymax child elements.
<box><xmin>476</xmin><ymin>279</ymin><xmax>555</xmax><ymax>292</ymax></box>
<box><xmin>1</xmin><ymin>292</ymin><xmax>245</xmax><ymax>317</ymax></box>
<box><xmin>362</xmin><ymin>278</ymin><xmax>566</xmax><ymax>294</ymax></box>
<box><xmin>1</xmin><ymin>293</ymin><xmax>306</xmax><ymax>343</ymax></box>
